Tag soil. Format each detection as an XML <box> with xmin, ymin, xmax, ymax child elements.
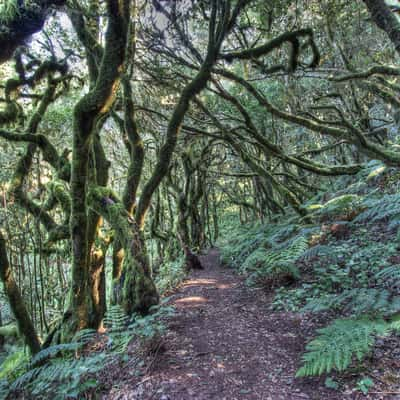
<box><xmin>105</xmin><ymin>249</ymin><xmax>399</xmax><ymax>400</ymax></box>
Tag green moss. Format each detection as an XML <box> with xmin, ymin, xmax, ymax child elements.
<box><xmin>0</xmin><ymin>324</ymin><xmax>18</xmax><ymax>338</ymax></box>
<box><xmin>88</xmin><ymin>185</ymin><xmax>159</xmax><ymax>315</ymax></box>
<box><xmin>0</xmin><ymin>350</ymin><xmax>28</xmax><ymax>380</ymax></box>
<box><xmin>324</xmin><ymin>194</ymin><xmax>360</xmax><ymax>207</ymax></box>
<box><xmin>367</xmin><ymin>166</ymin><xmax>386</xmax><ymax>181</ymax></box>
<box><xmin>48</xmin><ymin>180</ymin><xmax>71</xmax><ymax>213</ymax></box>
<box><xmin>305</xmin><ymin>204</ymin><xmax>323</xmax><ymax>211</ymax></box>
<box><xmin>311</xmin><ymin>194</ymin><xmax>363</xmax><ymax>219</ymax></box>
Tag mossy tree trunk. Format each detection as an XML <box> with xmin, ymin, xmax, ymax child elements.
<box><xmin>0</xmin><ymin>232</ymin><xmax>41</xmax><ymax>354</ymax></box>
<box><xmin>110</xmin><ymin>1</ymin><xmax>238</xmax><ymax>312</ymax></box>
<box><xmin>111</xmin><ymin>73</ymin><xmax>145</xmax><ymax>301</ymax></box>
<box><xmin>67</xmin><ymin>0</ymin><xmax>112</xmax><ymax>331</ymax></box>
<box><xmin>177</xmin><ymin>193</ymin><xmax>203</xmax><ymax>270</ymax></box>
<box><xmin>168</xmin><ymin>154</ymin><xmax>203</xmax><ymax>270</ymax></box>
<box><xmin>87</xmin><ymin>133</ymin><xmax>111</xmax><ymax>328</ymax></box>
<box><xmin>64</xmin><ymin>0</ymin><xmax>129</xmax><ymax>338</ymax></box>
<box><xmin>88</xmin><ymin>187</ymin><xmax>159</xmax><ymax>315</ymax></box>
<box><xmin>189</xmin><ymin>169</ymin><xmax>207</xmax><ymax>250</ymax></box>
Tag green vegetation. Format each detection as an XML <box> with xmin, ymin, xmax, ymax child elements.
<box><xmin>1</xmin><ymin>0</ymin><xmax>400</xmax><ymax>397</ymax></box>
<box><xmin>0</xmin><ymin>304</ymin><xmax>173</xmax><ymax>399</ymax></box>
<box><xmin>219</xmin><ymin>164</ymin><xmax>400</xmax><ymax>383</ymax></box>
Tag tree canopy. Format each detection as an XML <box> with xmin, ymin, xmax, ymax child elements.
<box><xmin>2</xmin><ymin>0</ymin><xmax>400</xmax><ymax>398</ymax></box>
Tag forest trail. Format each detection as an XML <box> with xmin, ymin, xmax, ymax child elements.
<box><xmin>107</xmin><ymin>249</ymin><xmax>343</xmax><ymax>400</ymax></box>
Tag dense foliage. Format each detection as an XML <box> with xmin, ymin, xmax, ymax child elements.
<box><xmin>1</xmin><ymin>0</ymin><xmax>400</xmax><ymax>397</ymax></box>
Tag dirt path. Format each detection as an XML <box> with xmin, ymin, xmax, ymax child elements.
<box><xmin>107</xmin><ymin>249</ymin><xmax>348</xmax><ymax>400</ymax></box>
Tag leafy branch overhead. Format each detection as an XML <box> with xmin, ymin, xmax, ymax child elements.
<box><xmin>1</xmin><ymin>0</ymin><xmax>400</xmax><ymax>398</ymax></box>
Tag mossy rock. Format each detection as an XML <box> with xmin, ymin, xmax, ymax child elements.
<box><xmin>304</xmin><ymin>204</ymin><xmax>323</xmax><ymax>212</ymax></box>
<box><xmin>310</xmin><ymin>194</ymin><xmax>363</xmax><ymax>222</ymax></box>
<box><xmin>366</xmin><ymin>166</ymin><xmax>387</xmax><ymax>182</ymax></box>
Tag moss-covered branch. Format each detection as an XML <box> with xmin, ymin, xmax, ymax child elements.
<box><xmin>88</xmin><ymin>186</ymin><xmax>159</xmax><ymax>315</ymax></box>
<box><xmin>332</xmin><ymin>65</ymin><xmax>400</xmax><ymax>82</ymax></box>
<box><xmin>135</xmin><ymin>0</ymin><xmax>233</xmax><ymax>229</ymax></box>
<box><xmin>8</xmin><ymin>79</ymin><xmax>65</xmax><ymax>233</ymax></box>
<box><xmin>0</xmin><ymin>231</ymin><xmax>41</xmax><ymax>354</ymax></box>
<box><xmin>211</xmin><ymin>78</ymin><xmax>363</xmax><ymax>176</ymax></box>
<box><xmin>120</xmin><ymin>76</ymin><xmax>144</xmax><ymax>214</ymax></box>
<box><xmin>195</xmin><ymin>98</ymin><xmax>307</xmax><ymax>217</ymax></box>
<box><xmin>68</xmin><ymin>7</ymin><xmax>103</xmax><ymax>84</ymax></box>
<box><xmin>66</xmin><ymin>0</ymin><xmax>130</xmax><ymax>335</ymax></box>
<box><xmin>221</xmin><ymin>29</ymin><xmax>320</xmax><ymax>71</ymax></box>
<box><xmin>215</xmin><ymin>68</ymin><xmax>400</xmax><ymax>166</ymax></box>
<box><xmin>0</xmin><ymin>129</ymin><xmax>70</xmax><ymax>181</ymax></box>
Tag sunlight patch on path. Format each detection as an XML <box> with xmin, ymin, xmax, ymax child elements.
<box><xmin>182</xmin><ymin>278</ymin><xmax>217</xmax><ymax>288</ymax></box>
<box><xmin>174</xmin><ymin>296</ymin><xmax>208</xmax><ymax>307</ymax></box>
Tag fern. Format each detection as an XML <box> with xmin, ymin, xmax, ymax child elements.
<box><xmin>103</xmin><ymin>304</ymin><xmax>130</xmax><ymax>331</ymax></box>
<box><xmin>268</xmin><ymin>223</ymin><xmax>298</xmax><ymax>244</ymax></box>
<box><xmin>297</xmin><ymin>244</ymin><xmax>331</xmax><ymax>262</ymax></box>
<box><xmin>244</xmin><ymin>235</ymin><xmax>308</xmax><ymax>282</ymax></box>
<box><xmin>220</xmin><ymin>224</ymin><xmax>272</xmax><ymax>269</ymax></box>
<box><xmin>296</xmin><ymin>318</ymin><xmax>388</xmax><ymax>377</ymax></box>
<box><xmin>10</xmin><ymin>355</ymin><xmax>106</xmax><ymax>399</ymax></box>
<box><xmin>241</xmin><ymin>248</ymin><xmax>268</xmax><ymax>271</ymax></box>
<box><xmin>105</xmin><ymin>302</ymin><xmax>174</xmax><ymax>354</ymax></box>
<box><xmin>156</xmin><ymin>256</ymin><xmax>186</xmax><ymax>294</ymax></box>
<box><xmin>303</xmin><ymin>288</ymin><xmax>400</xmax><ymax>316</ymax></box>
<box><xmin>30</xmin><ymin>343</ymin><xmax>80</xmax><ymax>367</ymax></box>
<box><xmin>1</xmin><ymin>303</ymin><xmax>174</xmax><ymax>399</ymax></box>
<box><xmin>390</xmin><ymin>314</ymin><xmax>400</xmax><ymax>331</ymax></box>
<box><xmin>353</xmin><ymin>193</ymin><xmax>400</xmax><ymax>224</ymax></box>
<box><xmin>0</xmin><ymin>379</ymin><xmax>9</xmax><ymax>400</ymax></box>
<box><xmin>0</xmin><ymin>350</ymin><xmax>28</xmax><ymax>380</ymax></box>
<box><xmin>375</xmin><ymin>265</ymin><xmax>400</xmax><ymax>285</ymax></box>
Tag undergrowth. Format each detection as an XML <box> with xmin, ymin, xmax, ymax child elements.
<box><xmin>218</xmin><ymin>162</ymin><xmax>400</xmax><ymax>381</ymax></box>
<box><xmin>0</xmin><ymin>303</ymin><xmax>174</xmax><ymax>400</ymax></box>
<box><xmin>155</xmin><ymin>255</ymin><xmax>187</xmax><ymax>294</ymax></box>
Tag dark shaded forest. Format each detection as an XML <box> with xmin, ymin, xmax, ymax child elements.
<box><xmin>1</xmin><ymin>0</ymin><xmax>400</xmax><ymax>398</ymax></box>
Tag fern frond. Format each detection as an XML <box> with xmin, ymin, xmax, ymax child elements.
<box><xmin>30</xmin><ymin>343</ymin><xmax>80</xmax><ymax>367</ymax></box>
<box><xmin>72</xmin><ymin>329</ymin><xmax>97</xmax><ymax>345</ymax></box>
<box><xmin>10</xmin><ymin>354</ymin><xmax>107</xmax><ymax>398</ymax></box>
<box><xmin>296</xmin><ymin>318</ymin><xmax>388</xmax><ymax>377</ymax></box>
<box><xmin>243</xmin><ymin>235</ymin><xmax>308</xmax><ymax>272</ymax></box>
<box><xmin>376</xmin><ymin>265</ymin><xmax>400</xmax><ymax>285</ymax></box>
<box><xmin>303</xmin><ymin>288</ymin><xmax>400</xmax><ymax>317</ymax></box>
<box><xmin>104</xmin><ymin>305</ymin><xmax>130</xmax><ymax>331</ymax></box>
<box><xmin>0</xmin><ymin>0</ymin><xmax>20</xmax><ymax>23</ymax></box>
<box><xmin>390</xmin><ymin>314</ymin><xmax>400</xmax><ymax>331</ymax></box>
<box><xmin>0</xmin><ymin>350</ymin><xmax>28</xmax><ymax>380</ymax></box>
<box><xmin>354</xmin><ymin>194</ymin><xmax>400</xmax><ymax>224</ymax></box>
<box><xmin>297</xmin><ymin>244</ymin><xmax>331</xmax><ymax>262</ymax></box>
<box><xmin>0</xmin><ymin>379</ymin><xmax>9</xmax><ymax>400</ymax></box>
<box><xmin>268</xmin><ymin>224</ymin><xmax>298</xmax><ymax>244</ymax></box>
<box><xmin>10</xmin><ymin>365</ymin><xmax>45</xmax><ymax>392</ymax></box>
